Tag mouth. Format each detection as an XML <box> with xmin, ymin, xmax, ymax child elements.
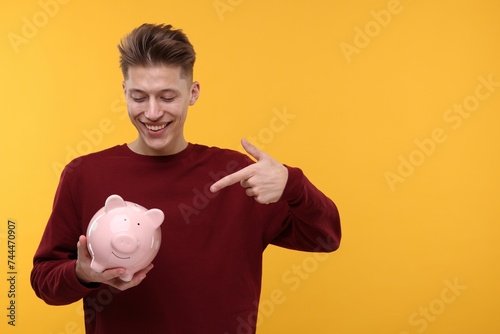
<box><xmin>112</xmin><ymin>252</ymin><xmax>131</xmax><ymax>260</ymax></box>
<box><xmin>142</xmin><ymin>121</ymin><xmax>172</xmax><ymax>132</ymax></box>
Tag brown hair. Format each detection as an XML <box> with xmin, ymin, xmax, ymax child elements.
<box><xmin>118</xmin><ymin>23</ymin><xmax>196</xmax><ymax>80</ymax></box>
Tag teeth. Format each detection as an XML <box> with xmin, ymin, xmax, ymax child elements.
<box><xmin>145</xmin><ymin>123</ymin><xmax>168</xmax><ymax>131</ymax></box>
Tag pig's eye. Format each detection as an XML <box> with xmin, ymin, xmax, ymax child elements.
<box><xmin>137</xmin><ymin>222</ymin><xmax>140</xmax><ymax>226</ymax></box>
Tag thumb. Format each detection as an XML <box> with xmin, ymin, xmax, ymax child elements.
<box><xmin>77</xmin><ymin>235</ymin><xmax>91</xmax><ymax>258</ymax></box>
<box><xmin>241</xmin><ymin>138</ymin><xmax>265</xmax><ymax>161</ymax></box>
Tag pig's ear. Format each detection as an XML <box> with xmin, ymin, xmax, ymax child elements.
<box><xmin>104</xmin><ymin>194</ymin><xmax>127</xmax><ymax>212</ymax></box>
<box><xmin>145</xmin><ymin>209</ymin><xmax>164</xmax><ymax>228</ymax></box>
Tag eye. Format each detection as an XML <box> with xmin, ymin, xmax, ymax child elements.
<box><xmin>132</xmin><ymin>97</ymin><xmax>146</xmax><ymax>103</ymax></box>
<box><xmin>161</xmin><ymin>96</ymin><xmax>175</xmax><ymax>102</ymax></box>
<box><xmin>137</xmin><ymin>222</ymin><xmax>141</xmax><ymax>226</ymax></box>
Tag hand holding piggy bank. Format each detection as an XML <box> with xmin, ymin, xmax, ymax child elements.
<box><xmin>86</xmin><ymin>195</ymin><xmax>164</xmax><ymax>282</ymax></box>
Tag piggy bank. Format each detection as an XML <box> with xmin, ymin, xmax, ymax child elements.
<box><xmin>86</xmin><ymin>194</ymin><xmax>164</xmax><ymax>282</ymax></box>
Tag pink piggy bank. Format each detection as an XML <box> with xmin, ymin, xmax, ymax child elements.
<box><xmin>86</xmin><ymin>194</ymin><xmax>164</xmax><ymax>282</ymax></box>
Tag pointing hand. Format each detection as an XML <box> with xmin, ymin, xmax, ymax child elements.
<box><xmin>210</xmin><ymin>139</ymin><xmax>288</xmax><ymax>204</ymax></box>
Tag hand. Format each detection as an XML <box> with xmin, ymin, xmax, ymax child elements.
<box><xmin>210</xmin><ymin>139</ymin><xmax>289</xmax><ymax>204</ymax></box>
<box><xmin>75</xmin><ymin>235</ymin><xmax>153</xmax><ymax>291</ymax></box>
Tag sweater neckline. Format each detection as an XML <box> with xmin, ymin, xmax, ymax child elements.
<box><xmin>119</xmin><ymin>143</ymin><xmax>195</xmax><ymax>163</ymax></box>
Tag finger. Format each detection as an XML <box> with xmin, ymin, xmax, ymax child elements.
<box><xmin>240</xmin><ymin>178</ymin><xmax>251</xmax><ymax>188</ymax></box>
<box><xmin>241</xmin><ymin>138</ymin><xmax>266</xmax><ymax>161</ymax></box>
<box><xmin>78</xmin><ymin>235</ymin><xmax>128</xmax><ymax>283</ymax></box>
<box><xmin>77</xmin><ymin>235</ymin><xmax>91</xmax><ymax>260</ymax></box>
<box><xmin>98</xmin><ymin>267</ymin><xmax>127</xmax><ymax>282</ymax></box>
<box><xmin>210</xmin><ymin>165</ymin><xmax>254</xmax><ymax>193</ymax></box>
<box><xmin>245</xmin><ymin>187</ymin><xmax>256</xmax><ymax>197</ymax></box>
<box><xmin>108</xmin><ymin>264</ymin><xmax>154</xmax><ymax>290</ymax></box>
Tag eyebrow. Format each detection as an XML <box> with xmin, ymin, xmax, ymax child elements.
<box><xmin>128</xmin><ymin>88</ymin><xmax>179</xmax><ymax>94</ymax></box>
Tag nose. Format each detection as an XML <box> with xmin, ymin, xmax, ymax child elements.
<box><xmin>144</xmin><ymin>99</ymin><xmax>164</xmax><ymax>121</ymax></box>
<box><xmin>111</xmin><ymin>233</ymin><xmax>139</xmax><ymax>254</ymax></box>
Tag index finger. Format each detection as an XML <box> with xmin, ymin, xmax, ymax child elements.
<box><xmin>210</xmin><ymin>165</ymin><xmax>253</xmax><ymax>193</ymax></box>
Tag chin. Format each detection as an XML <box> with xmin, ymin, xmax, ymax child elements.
<box><xmin>148</xmin><ymin>140</ymin><xmax>177</xmax><ymax>154</ymax></box>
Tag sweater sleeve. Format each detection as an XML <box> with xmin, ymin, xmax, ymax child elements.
<box><xmin>31</xmin><ymin>168</ymin><xmax>98</xmax><ymax>305</ymax></box>
<box><xmin>270</xmin><ymin>166</ymin><xmax>342</xmax><ymax>252</ymax></box>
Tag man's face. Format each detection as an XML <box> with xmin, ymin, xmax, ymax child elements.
<box><xmin>123</xmin><ymin>65</ymin><xmax>199</xmax><ymax>156</ymax></box>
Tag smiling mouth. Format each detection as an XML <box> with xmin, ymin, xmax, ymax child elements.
<box><xmin>112</xmin><ymin>252</ymin><xmax>131</xmax><ymax>260</ymax></box>
<box><xmin>143</xmin><ymin>122</ymin><xmax>172</xmax><ymax>132</ymax></box>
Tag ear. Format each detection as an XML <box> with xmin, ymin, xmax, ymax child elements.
<box><xmin>104</xmin><ymin>195</ymin><xmax>127</xmax><ymax>212</ymax></box>
<box><xmin>189</xmin><ymin>81</ymin><xmax>200</xmax><ymax>106</ymax></box>
<box><xmin>145</xmin><ymin>209</ymin><xmax>164</xmax><ymax>228</ymax></box>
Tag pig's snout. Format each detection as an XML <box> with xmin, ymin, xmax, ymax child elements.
<box><xmin>111</xmin><ymin>233</ymin><xmax>139</xmax><ymax>254</ymax></box>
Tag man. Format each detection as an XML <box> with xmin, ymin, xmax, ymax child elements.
<box><xmin>31</xmin><ymin>23</ymin><xmax>341</xmax><ymax>334</ymax></box>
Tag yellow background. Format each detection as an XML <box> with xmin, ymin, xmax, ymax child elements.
<box><xmin>1</xmin><ymin>0</ymin><xmax>499</xmax><ymax>333</ymax></box>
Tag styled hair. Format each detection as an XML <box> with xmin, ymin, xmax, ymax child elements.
<box><xmin>118</xmin><ymin>23</ymin><xmax>196</xmax><ymax>80</ymax></box>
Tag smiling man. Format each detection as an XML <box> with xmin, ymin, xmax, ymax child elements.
<box><xmin>31</xmin><ymin>23</ymin><xmax>341</xmax><ymax>334</ymax></box>
<box><xmin>124</xmin><ymin>64</ymin><xmax>199</xmax><ymax>156</ymax></box>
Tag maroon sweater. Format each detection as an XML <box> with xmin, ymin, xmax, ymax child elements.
<box><xmin>31</xmin><ymin>143</ymin><xmax>341</xmax><ymax>334</ymax></box>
